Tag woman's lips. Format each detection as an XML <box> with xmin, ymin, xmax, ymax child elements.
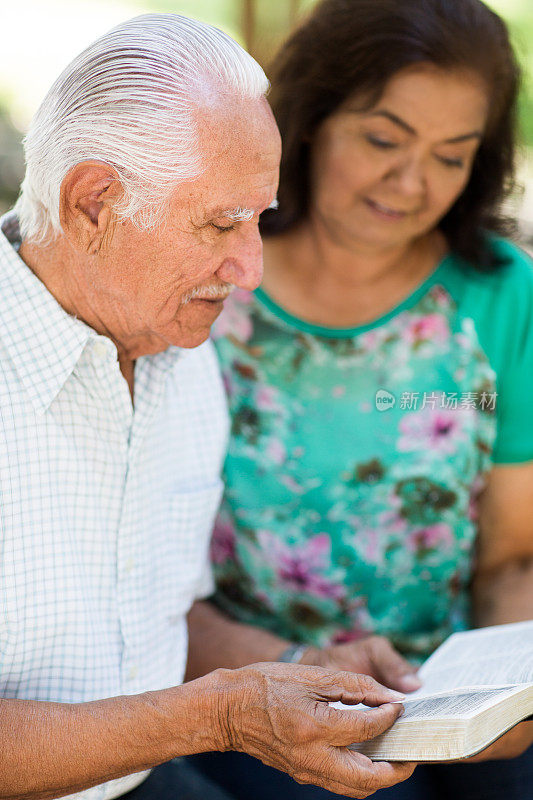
<box><xmin>365</xmin><ymin>198</ymin><xmax>412</xmax><ymax>220</ymax></box>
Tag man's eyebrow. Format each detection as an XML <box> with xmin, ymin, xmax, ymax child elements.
<box><xmin>211</xmin><ymin>198</ymin><xmax>279</xmax><ymax>220</ymax></box>
<box><xmin>206</xmin><ymin>205</ymin><xmax>252</xmax><ymax>221</ymax></box>
<box><xmin>225</xmin><ymin>207</ymin><xmax>255</xmax><ymax>222</ymax></box>
<box><xmin>364</xmin><ymin>110</ymin><xmax>482</xmax><ymax>143</ymax></box>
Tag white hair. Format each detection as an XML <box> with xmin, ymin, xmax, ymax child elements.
<box><xmin>14</xmin><ymin>14</ymin><xmax>269</xmax><ymax>244</ymax></box>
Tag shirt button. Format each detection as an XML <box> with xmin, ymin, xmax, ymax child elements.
<box><xmin>128</xmin><ymin>665</ymin><xmax>138</xmax><ymax>681</ymax></box>
<box><xmin>93</xmin><ymin>340</ymin><xmax>111</xmax><ymax>359</ymax></box>
<box><xmin>125</xmin><ymin>558</ymin><xmax>136</xmax><ymax>574</ymax></box>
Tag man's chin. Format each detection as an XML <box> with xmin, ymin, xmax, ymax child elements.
<box><xmin>177</xmin><ymin>332</ymin><xmax>211</xmax><ymax>349</ymax></box>
<box><xmin>169</xmin><ymin>298</ymin><xmax>225</xmax><ymax>348</ymax></box>
<box><xmin>170</xmin><ymin>322</ymin><xmax>217</xmax><ymax>350</ymax></box>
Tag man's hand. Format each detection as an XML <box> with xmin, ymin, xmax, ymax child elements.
<box><xmin>0</xmin><ymin>665</ymin><xmax>411</xmax><ymax>800</ymax></box>
<box><xmin>462</xmin><ymin>721</ymin><xmax>533</xmax><ymax>763</ymax></box>
<box><xmin>299</xmin><ymin>636</ymin><xmax>422</xmax><ymax>694</ymax></box>
<box><xmin>221</xmin><ymin>662</ymin><xmax>415</xmax><ymax>799</ymax></box>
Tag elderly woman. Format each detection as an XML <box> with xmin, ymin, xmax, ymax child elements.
<box><xmin>188</xmin><ymin>0</ymin><xmax>533</xmax><ymax>797</ymax></box>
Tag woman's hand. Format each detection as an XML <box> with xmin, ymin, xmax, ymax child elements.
<box><xmin>462</xmin><ymin>721</ymin><xmax>533</xmax><ymax>762</ymax></box>
<box><xmin>224</xmin><ymin>662</ymin><xmax>416</xmax><ymax>798</ymax></box>
<box><xmin>299</xmin><ymin>636</ymin><xmax>422</xmax><ymax>694</ymax></box>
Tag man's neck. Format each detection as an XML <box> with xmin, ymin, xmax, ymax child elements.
<box><xmin>19</xmin><ymin>238</ymin><xmax>138</xmax><ymax>393</ymax></box>
<box><xmin>20</xmin><ymin>238</ymin><xmax>98</xmax><ymax>326</ymax></box>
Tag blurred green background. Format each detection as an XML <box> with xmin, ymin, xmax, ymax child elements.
<box><xmin>1</xmin><ymin>0</ymin><xmax>531</xmax><ymax>232</ymax></box>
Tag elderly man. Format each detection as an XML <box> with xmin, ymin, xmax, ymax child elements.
<box><xmin>0</xmin><ymin>14</ymin><xmax>414</xmax><ymax>800</ymax></box>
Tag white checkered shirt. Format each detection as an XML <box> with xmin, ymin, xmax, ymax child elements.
<box><xmin>0</xmin><ymin>213</ymin><xmax>229</xmax><ymax>799</ymax></box>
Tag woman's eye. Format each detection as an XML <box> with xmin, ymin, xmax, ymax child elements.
<box><xmin>365</xmin><ymin>134</ymin><xmax>397</xmax><ymax>149</ymax></box>
<box><xmin>212</xmin><ymin>223</ymin><xmax>235</xmax><ymax>232</ymax></box>
<box><xmin>437</xmin><ymin>155</ymin><xmax>465</xmax><ymax>169</ymax></box>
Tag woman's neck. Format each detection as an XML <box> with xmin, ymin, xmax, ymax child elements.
<box><xmin>261</xmin><ymin>221</ymin><xmax>448</xmax><ymax>328</ymax></box>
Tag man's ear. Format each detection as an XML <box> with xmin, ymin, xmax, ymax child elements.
<box><xmin>59</xmin><ymin>161</ymin><xmax>122</xmax><ymax>255</ymax></box>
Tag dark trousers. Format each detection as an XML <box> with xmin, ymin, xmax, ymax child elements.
<box><xmin>120</xmin><ymin>759</ymin><xmax>234</xmax><ymax>800</ymax></box>
<box><xmin>187</xmin><ymin>745</ymin><xmax>533</xmax><ymax>800</ymax></box>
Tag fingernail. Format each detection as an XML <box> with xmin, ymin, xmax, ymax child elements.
<box><xmin>400</xmin><ymin>675</ymin><xmax>422</xmax><ymax>691</ymax></box>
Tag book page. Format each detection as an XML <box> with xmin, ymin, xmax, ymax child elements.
<box><xmin>349</xmin><ymin>685</ymin><xmax>533</xmax><ymax>761</ymax></box>
<box><xmin>394</xmin><ymin>685</ymin><xmax>524</xmax><ymax>722</ymax></box>
<box><xmin>411</xmin><ymin>621</ymin><xmax>533</xmax><ymax>698</ymax></box>
<box><xmin>331</xmin><ymin>685</ymin><xmax>525</xmax><ymax>719</ymax></box>
<box><xmin>330</xmin><ymin>621</ymin><xmax>533</xmax><ymax>713</ymax></box>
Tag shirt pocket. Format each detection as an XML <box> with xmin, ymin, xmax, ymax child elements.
<box><xmin>160</xmin><ymin>480</ymin><xmax>224</xmax><ymax>615</ymax></box>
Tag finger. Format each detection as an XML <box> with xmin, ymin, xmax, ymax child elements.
<box><xmin>368</xmin><ymin>638</ymin><xmax>422</xmax><ymax>693</ymax></box>
<box><xmin>321</xmin><ymin>702</ymin><xmax>404</xmax><ymax>745</ymax></box>
<box><xmin>313</xmin><ymin>749</ymin><xmax>415</xmax><ymax>798</ymax></box>
<box><xmin>341</xmin><ymin>751</ymin><xmax>416</xmax><ymax>792</ymax></box>
<box><xmin>314</xmin><ymin>670</ymin><xmax>406</xmax><ymax>707</ymax></box>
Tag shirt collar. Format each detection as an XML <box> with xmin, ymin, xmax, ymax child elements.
<box><xmin>0</xmin><ymin>213</ymin><xmax>187</xmax><ymax>413</ymax></box>
<box><xmin>0</xmin><ymin>212</ymin><xmax>97</xmax><ymax>413</ymax></box>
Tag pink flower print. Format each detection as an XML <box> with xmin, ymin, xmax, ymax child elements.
<box><xmin>377</xmin><ymin>508</ymin><xmax>408</xmax><ymax>535</ymax></box>
<box><xmin>255</xmin><ymin>589</ymin><xmax>273</xmax><ymax>608</ymax></box>
<box><xmin>332</xmin><ymin>626</ymin><xmax>369</xmax><ymax>645</ymax></box>
<box><xmin>257</xmin><ymin>532</ymin><xmax>345</xmax><ymax>600</ymax></box>
<box><xmin>354</xmin><ymin>517</ymin><xmax>404</xmax><ymax>565</ymax></box>
<box><xmin>467</xmin><ymin>474</ymin><xmax>488</xmax><ymax>522</ymax></box>
<box><xmin>331</xmin><ymin>598</ymin><xmax>373</xmax><ymax>642</ymax></box>
<box><xmin>357</xmin><ymin>528</ymin><xmax>383</xmax><ymax>564</ymax></box>
<box><xmin>404</xmin><ymin>313</ymin><xmax>449</xmax><ymax>346</ymax></box>
<box><xmin>279</xmin><ymin>474</ymin><xmax>305</xmax><ymax>494</ymax></box>
<box><xmin>255</xmin><ymin>384</ymin><xmax>279</xmax><ymax>411</ymax></box>
<box><xmin>467</xmin><ymin>497</ymin><xmax>479</xmax><ymax>523</ymax></box>
<box><xmin>211</xmin><ymin>518</ymin><xmax>237</xmax><ymax>564</ymax></box>
<box><xmin>359</xmin><ymin>328</ymin><xmax>388</xmax><ymax>350</ymax></box>
<box><xmin>211</xmin><ymin>289</ymin><xmax>254</xmax><ymax>342</ymax></box>
<box><xmin>430</xmin><ymin>285</ymin><xmax>451</xmax><ymax>308</ymax></box>
<box><xmin>266</xmin><ymin>437</ymin><xmax>287</xmax><ymax>465</ymax></box>
<box><xmin>332</xmin><ymin>385</ymin><xmax>346</xmax><ymax>398</ymax></box>
<box><xmin>406</xmin><ymin>523</ymin><xmax>453</xmax><ymax>554</ymax></box>
<box><xmin>221</xmin><ymin>370</ymin><xmax>235</xmax><ymax>398</ymax></box>
<box><xmin>398</xmin><ymin>407</ymin><xmax>468</xmax><ymax>454</ymax></box>
<box><xmin>232</xmin><ymin>288</ymin><xmax>255</xmax><ymax>306</ymax></box>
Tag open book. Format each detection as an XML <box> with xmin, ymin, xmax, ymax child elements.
<box><xmin>332</xmin><ymin>620</ymin><xmax>533</xmax><ymax>761</ymax></box>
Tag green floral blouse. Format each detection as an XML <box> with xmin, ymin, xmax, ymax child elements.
<box><xmin>210</xmin><ymin>238</ymin><xmax>533</xmax><ymax>661</ymax></box>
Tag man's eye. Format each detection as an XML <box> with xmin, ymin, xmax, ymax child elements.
<box><xmin>212</xmin><ymin>223</ymin><xmax>235</xmax><ymax>232</ymax></box>
<box><xmin>365</xmin><ymin>134</ymin><xmax>397</xmax><ymax>149</ymax></box>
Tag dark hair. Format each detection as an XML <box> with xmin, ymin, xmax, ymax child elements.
<box><xmin>260</xmin><ymin>0</ymin><xmax>522</xmax><ymax>270</ymax></box>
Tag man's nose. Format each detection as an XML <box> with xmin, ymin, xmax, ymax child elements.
<box><xmin>216</xmin><ymin>227</ymin><xmax>263</xmax><ymax>291</ymax></box>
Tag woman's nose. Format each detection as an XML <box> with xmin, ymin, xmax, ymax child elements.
<box><xmin>389</xmin><ymin>157</ymin><xmax>427</xmax><ymax>199</ymax></box>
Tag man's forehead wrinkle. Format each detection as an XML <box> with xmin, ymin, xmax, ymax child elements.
<box><xmin>198</xmin><ymin>134</ymin><xmax>250</xmax><ymax>172</ymax></box>
<box><xmin>195</xmin><ymin>95</ymin><xmax>277</xmax><ymax>165</ymax></box>
<box><xmin>181</xmin><ymin>194</ymin><xmax>202</xmax><ymax>229</ymax></box>
<box><xmin>188</xmin><ymin>98</ymin><xmax>280</xmax><ymax>226</ymax></box>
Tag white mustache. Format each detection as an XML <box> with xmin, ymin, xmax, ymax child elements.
<box><xmin>181</xmin><ymin>284</ymin><xmax>235</xmax><ymax>304</ymax></box>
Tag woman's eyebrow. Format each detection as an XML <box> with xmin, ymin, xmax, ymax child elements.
<box><xmin>444</xmin><ymin>131</ymin><xmax>483</xmax><ymax>143</ymax></box>
<box><xmin>366</xmin><ymin>109</ymin><xmax>416</xmax><ymax>134</ymax></box>
<box><xmin>366</xmin><ymin>110</ymin><xmax>483</xmax><ymax>143</ymax></box>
